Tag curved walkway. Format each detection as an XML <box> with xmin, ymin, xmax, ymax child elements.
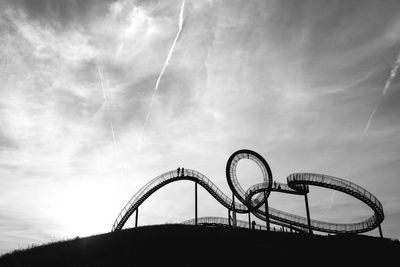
<box><xmin>112</xmin><ymin>150</ymin><xmax>384</xmax><ymax>234</ymax></box>
<box><xmin>182</xmin><ymin>216</ymin><xmax>308</xmax><ymax>233</ymax></box>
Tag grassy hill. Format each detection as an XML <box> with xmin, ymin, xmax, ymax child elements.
<box><xmin>1</xmin><ymin>224</ymin><xmax>399</xmax><ymax>266</ymax></box>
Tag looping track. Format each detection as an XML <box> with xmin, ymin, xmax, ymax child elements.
<box><xmin>112</xmin><ymin>149</ymin><xmax>384</xmax><ymax>234</ymax></box>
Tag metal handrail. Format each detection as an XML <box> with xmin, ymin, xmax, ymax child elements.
<box><xmin>112</xmin><ymin>150</ymin><xmax>384</xmax><ymax>234</ymax></box>
<box><xmin>182</xmin><ymin>216</ymin><xmax>308</xmax><ymax>233</ymax></box>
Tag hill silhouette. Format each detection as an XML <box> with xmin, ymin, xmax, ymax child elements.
<box><xmin>1</xmin><ymin>224</ymin><xmax>399</xmax><ymax>266</ymax></box>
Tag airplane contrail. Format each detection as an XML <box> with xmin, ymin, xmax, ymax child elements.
<box><xmin>96</xmin><ymin>63</ymin><xmax>127</xmax><ymax>181</ymax></box>
<box><xmin>97</xmin><ymin>64</ymin><xmax>108</xmax><ymax>102</ymax></box>
<box><xmin>358</xmin><ymin>51</ymin><xmax>400</xmax><ymax>144</ymax></box>
<box><xmin>97</xmin><ymin>63</ymin><xmax>119</xmax><ymax>147</ymax></box>
<box><xmin>383</xmin><ymin>51</ymin><xmax>400</xmax><ymax>95</ymax></box>
<box><xmin>358</xmin><ymin>100</ymin><xmax>381</xmax><ymax>144</ymax></box>
<box><xmin>154</xmin><ymin>0</ymin><xmax>185</xmax><ymax>93</ymax></box>
<box><xmin>325</xmin><ymin>51</ymin><xmax>400</xmax><ymax>215</ymax></box>
<box><xmin>137</xmin><ymin>0</ymin><xmax>186</xmax><ymax>149</ymax></box>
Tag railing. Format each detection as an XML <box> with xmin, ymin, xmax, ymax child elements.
<box><xmin>112</xmin><ymin>150</ymin><xmax>384</xmax><ymax>234</ymax></box>
<box><xmin>182</xmin><ymin>216</ymin><xmax>308</xmax><ymax>233</ymax></box>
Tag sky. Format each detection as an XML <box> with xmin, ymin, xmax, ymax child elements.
<box><xmin>1</xmin><ymin>0</ymin><xmax>400</xmax><ymax>254</ymax></box>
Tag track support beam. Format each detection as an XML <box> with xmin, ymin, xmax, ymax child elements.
<box><xmin>379</xmin><ymin>224</ymin><xmax>383</xmax><ymax>238</ymax></box>
<box><xmin>195</xmin><ymin>182</ymin><xmax>198</xmax><ymax>225</ymax></box>
<box><xmin>304</xmin><ymin>194</ymin><xmax>313</xmax><ymax>235</ymax></box>
<box><xmin>135</xmin><ymin>207</ymin><xmax>139</xmax><ymax>228</ymax></box>
<box><xmin>264</xmin><ymin>192</ymin><xmax>270</xmax><ymax>231</ymax></box>
<box><xmin>232</xmin><ymin>193</ymin><xmax>236</xmax><ymax>227</ymax></box>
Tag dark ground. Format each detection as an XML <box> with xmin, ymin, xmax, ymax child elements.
<box><xmin>0</xmin><ymin>224</ymin><xmax>399</xmax><ymax>266</ymax></box>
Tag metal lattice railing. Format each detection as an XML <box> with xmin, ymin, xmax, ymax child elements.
<box><xmin>112</xmin><ymin>150</ymin><xmax>384</xmax><ymax>234</ymax></box>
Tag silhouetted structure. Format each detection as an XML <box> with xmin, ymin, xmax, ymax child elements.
<box><xmin>112</xmin><ymin>149</ymin><xmax>385</xmax><ymax>237</ymax></box>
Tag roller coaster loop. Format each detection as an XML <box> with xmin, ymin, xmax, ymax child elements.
<box><xmin>112</xmin><ymin>149</ymin><xmax>384</xmax><ymax>236</ymax></box>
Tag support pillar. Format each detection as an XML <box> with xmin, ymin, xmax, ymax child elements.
<box><xmin>379</xmin><ymin>225</ymin><xmax>383</xmax><ymax>238</ymax></box>
<box><xmin>135</xmin><ymin>207</ymin><xmax>139</xmax><ymax>228</ymax></box>
<box><xmin>304</xmin><ymin>194</ymin><xmax>313</xmax><ymax>235</ymax></box>
<box><xmin>232</xmin><ymin>193</ymin><xmax>236</xmax><ymax>227</ymax></box>
<box><xmin>264</xmin><ymin>192</ymin><xmax>270</xmax><ymax>231</ymax></box>
<box><xmin>195</xmin><ymin>182</ymin><xmax>198</xmax><ymax>225</ymax></box>
<box><xmin>248</xmin><ymin>212</ymin><xmax>251</xmax><ymax>229</ymax></box>
<box><xmin>228</xmin><ymin>209</ymin><xmax>231</xmax><ymax>227</ymax></box>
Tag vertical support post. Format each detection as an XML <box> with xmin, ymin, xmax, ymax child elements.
<box><xmin>264</xmin><ymin>192</ymin><xmax>270</xmax><ymax>231</ymax></box>
<box><xmin>195</xmin><ymin>182</ymin><xmax>198</xmax><ymax>225</ymax></box>
<box><xmin>248</xmin><ymin>212</ymin><xmax>251</xmax><ymax>229</ymax></box>
<box><xmin>304</xmin><ymin>193</ymin><xmax>313</xmax><ymax>235</ymax></box>
<box><xmin>135</xmin><ymin>207</ymin><xmax>139</xmax><ymax>228</ymax></box>
<box><xmin>378</xmin><ymin>225</ymin><xmax>383</xmax><ymax>238</ymax></box>
<box><xmin>228</xmin><ymin>209</ymin><xmax>231</xmax><ymax>227</ymax></box>
<box><xmin>232</xmin><ymin>193</ymin><xmax>236</xmax><ymax>227</ymax></box>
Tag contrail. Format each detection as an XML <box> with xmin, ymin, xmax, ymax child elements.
<box><xmin>383</xmin><ymin>51</ymin><xmax>400</xmax><ymax>95</ymax></box>
<box><xmin>325</xmin><ymin>52</ymin><xmax>400</xmax><ymax>214</ymax></box>
<box><xmin>154</xmin><ymin>0</ymin><xmax>185</xmax><ymax>93</ymax></box>
<box><xmin>97</xmin><ymin>63</ymin><xmax>107</xmax><ymax>102</ymax></box>
<box><xmin>97</xmin><ymin>64</ymin><xmax>108</xmax><ymax>102</ymax></box>
<box><xmin>358</xmin><ymin>101</ymin><xmax>381</xmax><ymax>144</ymax></box>
<box><xmin>323</xmin><ymin>191</ymin><xmax>336</xmax><ymax>215</ymax></box>
<box><xmin>96</xmin><ymin>63</ymin><xmax>127</xmax><ymax>181</ymax></box>
<box><xmin>137</xmin><ymin>0</ymin><xmax>186</xmax><ymax>149</ymax></box>
<box><xmin>97</xmin><ymin>63</ymin><xmax>119</xmax><ymax>147</ymax></box>
<box><xmin>323</xmin><ymin>164</ymin><xmax>355</xmax><ymax>215</ymax></box>
<box><xmin>358</xmin><ymin>51</ymin><xmax>400</xmax><ymax>144</ymax></box>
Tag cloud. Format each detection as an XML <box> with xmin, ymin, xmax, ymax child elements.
<box><xmin>1</xmin><ymin>0</ymin><xmax>400</xmax><ymax>253</ymax></box>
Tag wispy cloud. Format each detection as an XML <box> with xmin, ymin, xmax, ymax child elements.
<box><xmin>137</xmin><ymin>0</ymin><xmax>186</xmax><ymax>149</ymax></box>
<box><xmin>1</xmin><ymin>0</ymin><xmax>400</xmax><ymax>254</ymax></box>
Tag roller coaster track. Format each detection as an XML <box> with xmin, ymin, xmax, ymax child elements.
<box><xmin>182</xmin><ymin>216</ymin><xmax>309</xmax><ymax>233</ymax></box>
<box><xmin>112</xmin><ymin>149</ymin><xmax>384</xmax><ymax>234</ymax></box>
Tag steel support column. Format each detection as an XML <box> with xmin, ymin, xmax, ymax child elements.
<box><xmin>195</xmin><ymin>182</ymin><xmax>198</xmax><ymax>225</ymax></box>
<box><xmin>228</xmin><ymin>209</ymin><xmax>231</xmax><ymax>227</ymax></box>
<box><xmin>232</xmin><ymin>193</ymin><xmax>236</xmax><ymax>227</ymax></box>
<box><xmin>379</xmin><ymin>224</ymin><xmax>383</xmax><ymax>238</ymax></box>
<box><xmin>248</xmin><ymin>212</ymin><xmax>251</xmax><ymax>229</ymax></box>
<box><xmin>304</xmin><ymin>194</ymin><xmax>313</xmax><ymax>234</ymax></box>
<box><xmin>264</xmin><ymin>192</ymin><xmax>270</xmax><ymax>231</ymax></box>
<box><xmin>135</xmin><ymin>207</ymin><xmax>139</xmax><ymax>228</ymax></box>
